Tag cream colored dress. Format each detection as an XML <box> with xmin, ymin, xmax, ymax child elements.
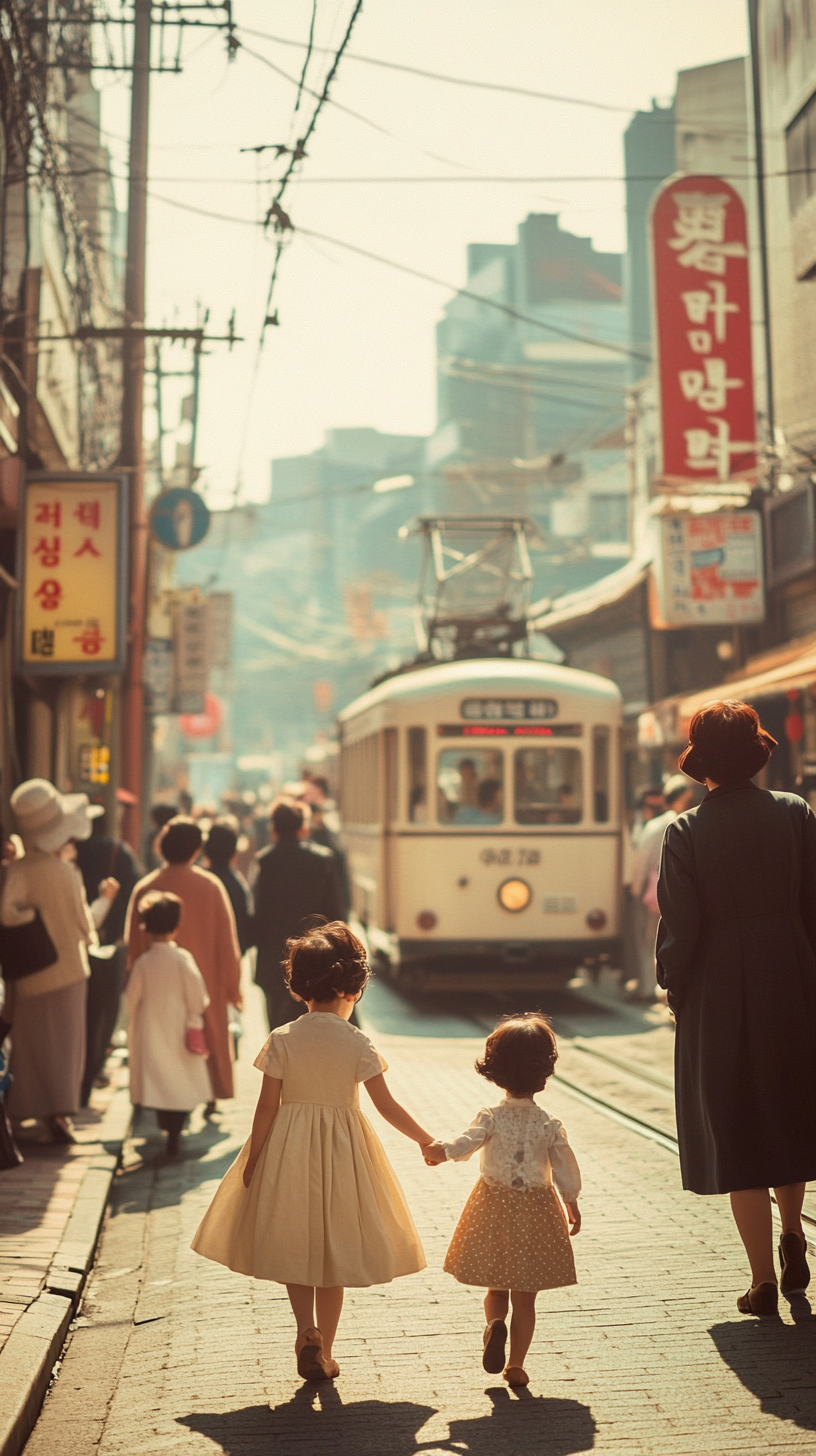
<box><xmin>191</xmin><ymin>1013</ymin><xmax>426</xmax><ymax>1288</ymax></box>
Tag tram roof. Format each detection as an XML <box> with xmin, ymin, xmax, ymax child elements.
<box><xmin>338</xmin><ymin>657</ymin><xmax>621</xmax><ymax>722</ymax></box>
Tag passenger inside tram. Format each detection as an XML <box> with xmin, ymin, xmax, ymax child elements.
<box><xmin>437</xmin><ymin>750</ymin><xmax>504</xmax><ymax>825</ymax></box>
<box><xmin>514</xmin><ymin>747</ymin><xmax>583</xmax><ymax>825</ymax></box>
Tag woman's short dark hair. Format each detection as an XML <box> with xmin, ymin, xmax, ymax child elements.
<box><xmin>679</xmin><ymin>699</ymin><xmax>777</xmax><ymax>785</ymax></box>
<box><xmin>160</xmin><ymin>816</ymin><xmax>203</xmax><ymax>864</ymax></box>
<box><xmin>138</xmin><ymin>890</ymin><xmax>182</xmax><ymax>935</ymax></box>
<box><xmin>476</xmin><ymin>1012</ymin><xmax>558</xmax><ymax>1096</ymax></box>
<box><xmin>285</xmin><ymin>921</ymin><xmax>369</xmax><ymax>1004</ymax></box>
<box><xmin>206</xmin><ymin>817</ymin><xmax>238</xmax><ymax>864</ymax></box>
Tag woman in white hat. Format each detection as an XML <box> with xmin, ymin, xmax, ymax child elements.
<box><xmin>1</xmin><ymin>779</ymin><xmax>100</xmax><ymax>1143</ymax></box>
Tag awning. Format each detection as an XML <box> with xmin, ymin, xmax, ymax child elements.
<box><xmin>679</xmin><ymin>632</ymin><xmax>816</xmax><ymax>719</ymax></box>
<box><xmin>528</xmin><ymin>553</ymin><xmax>651</xmax><ymax>632</ymax></box>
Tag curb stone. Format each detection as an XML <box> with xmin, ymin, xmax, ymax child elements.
<box><xmin>0</xmin><ymin>1082</ymin><xmax>132</xmax><ymax>1456</ymax></box>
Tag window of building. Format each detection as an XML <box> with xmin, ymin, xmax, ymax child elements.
<box><xmin>786</xmin><ymin>90</ymin><xmax>816</xmax><ymax>214</ymax></box>
<box><xmin>407</xmin><ymin>727</ymin><xmax>427</xmax><ymax>823</ymax></box>
<box><xmin>592</xmin><ymin>725</ymin><xmax>610</xmax><ymax>823</ymax></box>
<box><xmin>514</xmin><ymin>748</ymin><xmax>582</xmax><ymax>825</ymax></box>
<box><xmin>436</xmin><ymin>748</ymin><xmax>504</xmax><ymax>825</ymax></box>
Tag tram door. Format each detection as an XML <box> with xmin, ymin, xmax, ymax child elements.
<box><xmin>382</xmin><ymin>727</ymin><xmax>399</xmax><ymax>933</ymax></box>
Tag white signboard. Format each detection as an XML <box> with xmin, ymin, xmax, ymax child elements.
<box><xmin>653</xmin><ymin>511</ymin><xmax>764</xmax><ymax>627</ymax></box>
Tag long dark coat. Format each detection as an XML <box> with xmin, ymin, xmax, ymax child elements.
<box><xmin>251</xmin><ymin>837</ymin><xmax>343</xmax><ymax>1026</ymax></box>
<box><xmin>656</xmin><ymin>781</ymin><xmax>816</xmax><ymax>1195</ymax></box>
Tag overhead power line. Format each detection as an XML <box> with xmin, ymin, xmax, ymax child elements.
<box><xmin>149</xmin><ymin>190</ymin><xmax>650</xmax><ymax>365</ymax></box>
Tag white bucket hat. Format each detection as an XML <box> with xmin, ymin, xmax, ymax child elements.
<box><xmin>10</xmin><ymin>778</ymin><xmax>104</xmax><ymax>853</ymax></box>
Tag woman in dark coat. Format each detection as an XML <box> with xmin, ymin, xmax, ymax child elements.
<box><xmin>656</xmin><ymin>699</ymin><xmax>816</xmax><ymax>1317</ymax></box>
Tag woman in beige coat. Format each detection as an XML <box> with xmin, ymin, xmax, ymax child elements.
<box><xmin>1</xmin><ymin>780</ymin><xmax>99</xmax><ymax>1143</ymax></box>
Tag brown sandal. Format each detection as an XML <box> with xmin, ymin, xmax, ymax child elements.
<box><xmin>736</xmin><ymin>1282</ymin><xmax>778</xmax><ymax>1317</ymax></box>
<box><xmin>504</xmin><ymin>1365</ymin><xmax>529</xmax><ymax>1387</ymax></box>
<box><xmin>295</xmin><ymin>1326</ymin><xmax>337</xmax><ymax>1381</ymax></box>
<box><xmin>482</xmin><ymin>1319</ymin><xmax>507</xmax><ymax>1374</ymax></box>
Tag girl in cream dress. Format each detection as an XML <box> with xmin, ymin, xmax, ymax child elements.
<box><xmin>192</xmin><ymin>922</ymin><xmax>434</xmax><ymax>1382</ymax></box>
<box><xmin>424</xmin><ymin>1013</ymin><xmax>581</xmax><ymax>1389</ymax></box>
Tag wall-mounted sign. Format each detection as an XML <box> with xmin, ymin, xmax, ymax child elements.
<box><xmin>173</xmin><ymin>598</ymin><xmax>208</xmax><ymax>713</ymax></box>
<box><xmin>17</xmin><ymin>472</ymin><xmax>128</xmax><ymax>674</ymax></box>
<box><xmin>150</xmin><ymin>487</ymin><xmax>210</xmax><ymax>550</ymax></box>
<box><xmin>650</xmin><ymin>175</ymin><xmax>757</xmax><ymax>484</ymax></box>
<box><xmin>144</xmin><ymin>637</ymin><xmax>173</xmax><ymax>714</ymax></box>
<box><xmin>652</xmin><ymin>512</ymin><xmax>764</xmax><ymax>627</ymax></box>
<box><xmin>207</xmin><ymin>591</ymin><xmax>233</xmax><ymax>667</ymax></box>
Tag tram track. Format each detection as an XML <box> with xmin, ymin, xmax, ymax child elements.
<box><xmin>551</xmin><ymin>1041</ymin><xmax>816</xmax><ymax>1241</ymax></box>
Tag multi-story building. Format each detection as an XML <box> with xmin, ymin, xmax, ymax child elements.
<box><xmin>428</xmin><ymin>212</ymin><xmax>631</xmax><ymax>603</ymax></box>
<box><xmin>0</xmin><ymin>16</ymin><xmax>123</xmax><ymax>811</ymax></box>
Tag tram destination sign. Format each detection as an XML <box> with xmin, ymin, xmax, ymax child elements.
<box><xmin>439</xmin><ymin>723</ymin><xmax>582</xmax><ymax>738</ymax></box>
<box><xmin>460</xmin><ymin>697</ymin><xmax>558</xmax><ymax>720</ymax></box>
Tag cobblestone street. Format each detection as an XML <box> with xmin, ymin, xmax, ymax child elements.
<box><xmin>22</xmin><ymin>978</ymin><xmax>816</xmax><ymax>1456</ymax></box>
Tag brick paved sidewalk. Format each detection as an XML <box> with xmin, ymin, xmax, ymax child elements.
<box><xmin>23</xmin><ymin>984</ymin><xmax>816</xmax><ymax>1456</ymax></box>
<box><xmin>0</xmin><ymin>1057</ymin><xmax>130</xmax><ymax>1357</ymax></box>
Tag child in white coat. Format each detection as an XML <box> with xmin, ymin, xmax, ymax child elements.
<box><xmin>125</xmin><ymin>891</ymin><xmax>211</xmax><ymax>1155</ymax></box>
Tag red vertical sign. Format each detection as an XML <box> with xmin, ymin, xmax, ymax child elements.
<box><xmin>650</xmin><ymin>175</ymin><xmax>756</xmax><ymax>483</ymax></box>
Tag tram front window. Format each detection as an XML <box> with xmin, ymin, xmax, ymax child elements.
<box><xmin>436</xmin><ymin>749</ymin><xmax>504</xmax><ymax>825</ymax></box>
<box><xmin>514</xmin><ymin>747</ymin><xmax>583</xmax><ymax>825</ymax></box>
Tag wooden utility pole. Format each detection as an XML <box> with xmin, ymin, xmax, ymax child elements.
<box><xmin>120</xmin><ymin>0</ymin><xmax>151</xmax><ymax>848</ymax></box>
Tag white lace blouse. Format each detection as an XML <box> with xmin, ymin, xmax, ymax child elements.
<box><xmin>441</xmin><ymin>1098</ymin><xmax>581</xmax><ymax>1202</ymax></box>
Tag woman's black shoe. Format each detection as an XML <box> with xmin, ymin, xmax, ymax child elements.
<box><xmin>737</xmin><ymin>1282</ymin><xmax>778</xmax><ymax>1316</ymax></box>
<box><xmin>779</xmin><ymin>1232</ymin><xmax>810</xmax><ymax>1296</ymax></box>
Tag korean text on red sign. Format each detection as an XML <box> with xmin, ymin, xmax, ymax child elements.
<box><xmin>650</xmin><ymin>175</ymin><xmax>757</xmax><ymax>483</ymax></box>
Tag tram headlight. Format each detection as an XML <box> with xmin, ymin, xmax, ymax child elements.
<box><xmin>586</xmin><ymin>908</ymin><xmax>607</xmax><ymax>932</ymax></box>
<box><xmin>497</xmin><ymin>878</ymin><xmax>532</xmax><ymax>914</ymax></box>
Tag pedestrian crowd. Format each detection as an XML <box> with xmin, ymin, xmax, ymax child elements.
<box><xmin>1</xmin><ymin>705</ymin><xmax>815</xmax><ymax>1391</ymax></box>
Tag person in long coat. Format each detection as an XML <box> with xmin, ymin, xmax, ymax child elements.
<box><xmin>251</xmin><ymin>797</ymin><xmax>343</xmax><ymax>1030</ymax></box>
<box><xmin>1</xmin><ymin>780</ymin><xmax>100</xmax><ymax>1143</ymax></box>
<box><xmin>126</xmin><ymin>817</ymin><xmax>241</xmax><ymax>1105</ymax></box>
<box><xmin>656</xmin><ymin>699</ymin><xmax>816</xmax><ymax>1317</ymax></box>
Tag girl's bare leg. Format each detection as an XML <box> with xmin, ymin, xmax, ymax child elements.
<box><xmin>508</xmin><ymin>1290</ymin><xmax>537</xmax><ymax>1369</ymax></box>
<box><xmin>314</xmin><ymin>1287</ymin><xmax>344</xmax><ymax>1358</ymax></box>
<box><xmin>774</xmin><ymin>1182</ymin><xmax>806</xmax><ymax>1236</ymax></box>
<box><xmin>484</xmin><ymin>1288</ymin><xmax>509</xmax><ymax>1324</ymax></box>
<box><xmin>286</xmin><ymin>1283</ymin><xmax>316</xmax><ymax>1334</ymax></box>
<box><xmin>729</xmin><ymin>1190</ymin><xmax>776</xmax><ymax>1286</ymax></box>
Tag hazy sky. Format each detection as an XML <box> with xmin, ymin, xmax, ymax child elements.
<box><xmin>99</xmin><ymin>0</ymin><xmax>749</xmax><ymax>507</ymax></box>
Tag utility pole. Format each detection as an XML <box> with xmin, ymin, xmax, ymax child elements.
<box><xmin>120</xmin><ymin>0</ymin><xmax>151</xmax><ymax>848</ymax></box>
<box><xmin>747</xmin><ymin>0</ymin><xmax>776</xmax><ymax>452</ymax></box>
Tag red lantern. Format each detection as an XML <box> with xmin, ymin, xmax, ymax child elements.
<box><xmin>785</xmin><ymin>711</ymin><xmax>803</xmax><ymax>743</ymax></box>
<box><xmin>181</xmin><ymin>692</ymin><xmax>223</xmax><ymax>739</ymax></box>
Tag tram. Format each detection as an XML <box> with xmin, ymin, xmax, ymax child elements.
<box><xmin>338</xmin><ymin>656</ymin><xmax>623</xmax><ymax>990</ymax></box>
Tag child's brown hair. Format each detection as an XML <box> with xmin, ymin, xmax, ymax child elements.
<box><xmin>475</xmin><ymin>1012</ymin><xmax>557</xmax><ymax>1096</ymax></box>
<box><xmin>285</xmin><ymin>920</ymin><xmax>369</xmax><ymax>1004</ymax></box>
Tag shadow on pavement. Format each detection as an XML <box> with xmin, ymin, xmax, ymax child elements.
<box><xmin>179</xmin><ymin>1383</ymin><xmax>596</xmax><ymax>1455</ymax></box>
<box><xmin>709</xmin><ymin>1312</ymin><xmax>816</xmax><ymax>1431</ymax></box>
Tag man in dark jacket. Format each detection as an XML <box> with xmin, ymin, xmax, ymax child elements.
<box><xmin>75</xmin><ymin>797</ymin><xmax>141</xmax><ymax>1104</ymax></box>
<box><xmin>252</xmin><ymin>797</ymin><xmax>343</xmax><ymax>1029</ymax></box>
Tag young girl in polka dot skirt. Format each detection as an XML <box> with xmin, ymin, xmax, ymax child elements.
<box><xmin>424</xmin><ymin>1013</ymin><xmax>581</xmax><ymax>1387</ymax></box>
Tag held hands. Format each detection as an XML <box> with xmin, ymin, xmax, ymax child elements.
<box><xmin>566</xmin><ymin>1201</ymin><xmax>581</xmax><ymax>1235</ymax></box>
<box><xmin>421</xmin><ymin>1140</ymin><xmax>447</xmax><ymax>1166</ymax></box>
<box><xmin>98</xmin><ymin>877</ymin><xmax>120</xmax><ymax>901</ymax></box>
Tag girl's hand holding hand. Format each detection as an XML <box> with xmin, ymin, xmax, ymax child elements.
<box><xmin>566</xmin><ymin>1201</ymin><xmax>581</xmax><ymax>1235</ymax></box>
<box><xmin>422</xmin><ymin>1141</ymin><xmax>446</xmax><ymax>1166</ymax></box>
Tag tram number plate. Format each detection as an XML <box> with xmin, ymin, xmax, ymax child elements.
<box><xmin>543</xmin><ymin>895</ymin><xmax>578</xmax><ymax>914</ymax></box>
<box><xmin>480</xmin><ymin>847</ymin><xmax>540</xmax><ymax>867</ymax></box>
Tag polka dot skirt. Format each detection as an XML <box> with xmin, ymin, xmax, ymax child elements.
<box><xmin>444</xmin><ymin>1178</ymin><xmax>577</xmax><ymax>1293</ymax></box>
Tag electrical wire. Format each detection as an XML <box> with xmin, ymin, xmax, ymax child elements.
<box><xmin>148</xmin><ymin>189</ymin><xmax>651</xmax><ymax>364</ymax></box>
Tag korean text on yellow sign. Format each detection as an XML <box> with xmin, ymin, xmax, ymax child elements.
<box><xmin>21</xmin><ymin>476</ymin><xmax>124</xmax><ymax>669</ymax></box>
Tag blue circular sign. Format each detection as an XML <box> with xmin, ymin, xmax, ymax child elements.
<box><xmin>150</xmin><ymin>488</ymin><xmax>210</xmax><ymax>550</ymax></box>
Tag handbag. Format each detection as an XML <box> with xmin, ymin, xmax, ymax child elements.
<box><xmin>642</xmin><ymin>868</ymin><xmax>660</xmax><ymax>916</ymax></box>
<box><xmin>0</xmin><ymin>911</ymin><xmax>58</xmax><ymax>982</ymax></box>
<box><xmin>185</xmin><ymin>1026</ymin><xmax>209</xmax><ymax>1057</ymax></box>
